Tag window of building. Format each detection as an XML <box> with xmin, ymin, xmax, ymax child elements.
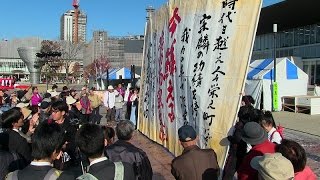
<box><xmin>304</xmin><ymin>25</ymin><xmax>310</xmax><ymax>45</ymax></box>
<box><xmin>310</xmin><ymin>46</ymin><xmax>316</xmax><ymax>58</ymax></box>
<box><xmin>316</xmin><ymin>24</ymin><xmax>320</xmax><ymax>43</ymax></box>
<box><xmin>303</xmin><ymin>64</ymin><xmax>309</xmax><ymax>76</ymax></box>
<box><xmin>310</xmin><ymin>25</ymin><xmax>316</xmax><ymax>44</ymax></box>
<box><xmin>286</xmin><ymin>29</ymin><xmax>294</xmax><ymax>47</ymax></box>
<box><xmin>310</xmin><ymin>63</ymin><xmax>316</xmax><ymax>85</ymax></box>
<box><xmin>294</xmin><ymin>28</ymin><xmax>300</xmax><ymax>46</ymax></box>
<box><xmin>316</xmin><ymin>45</ymin><xmax>320</xmax><ymax>57</ymax></box>
<box><xmin>299</xmin><ymin>27</ymin><xmax>305</xmax><ymax>45</ymax></box>
<box><xmin>288</xmin><ymin>49</ymin><xmax>293</xmax><ymax>56</ymax></box>
<box><xmin>304</xmin><ymin>47</ymin><xmax>311</xmax><ymax>58</ymax></box>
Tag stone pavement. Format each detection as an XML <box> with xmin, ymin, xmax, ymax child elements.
<box><xmin>273</xmin><ymin>111</ymin><xmax>320</xmax><ymax>137</ymax></box>
<box><xmin>273</xmin><ymin>111</ymin><xmax>320</xmax><ymax>177</ymax></box>
<box><xmin>99</xmin><ymin>106</ymin><xmax>320</xmax><ymax>179</ymax></box>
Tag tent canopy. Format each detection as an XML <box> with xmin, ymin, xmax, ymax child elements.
<box><xmin>247</xmin><ymin>58</ymin><xmax>299</xmax><ymax>80</ymax></box>
<box><xmin>245</xmin><ymin>57</ymin><xmax>308</xmax><ymax>111</ymax></box>
<box><xmin>101</xmin><ymin>67</ymin><xmax>140</xmax><ymax>80</ymax></box>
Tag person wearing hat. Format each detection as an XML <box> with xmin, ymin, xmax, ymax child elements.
<box><xmin>103</xmin><ymin>85</ymin><xmax>117</xmax><ymax>123</ymax></box>
<box><xmin>66</xmin><ymin>96</ymin><xmax>83</xmax><ymax>127</ymax></box>
<box><xmin>237</xmin><ymin>122</ymin><xmax>276</xmax><ymax>180</ymax></box>
<box><xmin>38</xmin><ymin>101</ymin><xmax>52</xmax><ymax>123</ymax></box>
<box><xmin>50</xmin><ymin>91</ymin><xmax>60</xmax><ymax>102</ymax></box>
<box><xmin>171</xmin><ymin>125</ymin><xmax>220</xmax><ymax>180</ymax></box>
<box><xmin>250</xmin><ymin>153</ymin><xmax>294</xmax><ymax>180</ymax></box>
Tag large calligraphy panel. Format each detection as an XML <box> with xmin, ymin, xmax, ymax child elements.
<box><xmin>138</xmin><ymin>0</ymin><xmax>262</xmax><ymax>168</ymax></box>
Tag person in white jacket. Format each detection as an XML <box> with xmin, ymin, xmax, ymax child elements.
<box><xmin>103</xmin><ymin>85</ymin><xmax>117</xmax><ymax>122</ymax></box>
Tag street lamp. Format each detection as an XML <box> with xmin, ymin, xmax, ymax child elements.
<box><xmin>35</xmin><ymin>51</ymin><xmax>62</xmax><ymax>91</ymax></box>
<box><xmin>273</xmin><ymin>24</ymin><xmax>278</xmax><ymax>111</ymax></box>
<box><xmin>273</xmin><ymin>24</ymin><xmax>277</xmax><ymax>82</ymax></box>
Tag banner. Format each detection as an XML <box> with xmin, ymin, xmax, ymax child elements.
<box><xmin>273</xmin><ymin>82</ymin><xmax>279</xmax><ymax>111</ymax></box>
<box><xmin>138</xmin><ymin>0</ymin><xmax>262</xmax><ymax>168</ymax></box>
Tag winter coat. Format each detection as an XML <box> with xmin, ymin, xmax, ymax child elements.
<box><xmin>105</xmin><ymin>140</ymin><xmax>153</xmax><ymax>180</ymax></box>
<box><xmin>171</xmin><ymin>145</ymin><xmax>220</xmax><ymax>180</ymax></box>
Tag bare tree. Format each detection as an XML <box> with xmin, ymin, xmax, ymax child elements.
<box><xmin>83</xmin><ymin>56</ymin><xmax>111</xmax><ymax>84</ymax></box>
<box><xmin>69</xmin><ymin>61</ymin><xmax>82</xmax><ymax>83</ymax></box>
<box><xmin>59</xmin><ymin>40</ymin><xmax>85</xmax><ymax>84</ymax></box>
<box><xmin>37</xmin><ymin>40</ymin><xmax>63</xmax><ymax>84</ymax></box>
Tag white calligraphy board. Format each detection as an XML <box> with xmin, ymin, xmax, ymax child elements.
<box><xmin>138</xmin><ymin>0</ymin><xmax>262</xmax><ymax>168</ymax></box>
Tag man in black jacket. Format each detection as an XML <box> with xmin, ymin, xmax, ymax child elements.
<box><xmin>76</xmin><ymin>124</ymin><xmax>135</xmax><ymax>180</ymax></box>
<box><xmin>0</xmin><ymin>130</ymin><xmax>26</xmax><ymax>180</ymax></box>
<box><xmin>1</xmin><ymin>108</ymin><xmax>32</xmax><ymax>164</ymax></box>
<box><xmin>50</xmin><ymin>101</ymin><xmax>78</xmax><ymax>171</ymax></box>
<box><xmin>5</xmin><ymin>122</ymin><xmax>74</xmax><ymax>180</ymax></box>
<box><xmin>105</xmin><ymin>120</ymin><xmax>153</xmax><ymax>180</ymax></box>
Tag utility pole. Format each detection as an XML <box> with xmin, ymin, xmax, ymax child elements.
<box><xmin>273</xmin><ymin>24</ymin><xmax>278</xmax><ymax>111</ymax></box>
<box><xmin>273</xmin><ymin>24</ymin><xmax>277</xmax><ymax>83</ymax></box>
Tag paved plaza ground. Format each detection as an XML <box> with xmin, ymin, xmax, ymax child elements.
<box><xmin>99</xmin><ymin>106</ymin><xmax>320</xmax><ymax>179</ymax></box>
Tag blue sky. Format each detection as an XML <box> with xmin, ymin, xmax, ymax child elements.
<box><xmin>0</xmin><ymin>0</ymin><xmax>282</xmax><ymax>41</ymax></box>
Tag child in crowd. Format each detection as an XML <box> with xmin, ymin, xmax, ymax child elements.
<box><xmin>259</xmin><ymin>111</ymin><xmax>282</xmax><ymax>144</ymax></box>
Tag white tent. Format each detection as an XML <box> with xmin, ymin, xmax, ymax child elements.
<box><xmin>109</xmin><ymin>67</ymin><xmax>140</xmax><ymax>80</ymax></box>
<box><xmin>245</xmin><ymin>57</ymin><xmax>308</xmax><ymax>111</ymax></box>
<box><xmin>101</xmin><ymin>67</ymin><xmax>140</xmax><ymax>80</ymax></box>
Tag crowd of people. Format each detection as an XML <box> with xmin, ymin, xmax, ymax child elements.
<box><xmin>0</xmin><ymin>84</ymin><xmax>148</xmax><ymax>180</ymax></box>
<box><xmin>0</xmin><ymin>83</ymin><xmax>318</xmax><ymax>179</ymax></box>
<box><xmin>221</xmin><ymin>95</ymin><xmax>317</xmax><ymax>180</ymax></box>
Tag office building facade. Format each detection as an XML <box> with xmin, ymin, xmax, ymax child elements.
<box><xmin>84</xmin><ymin>32</ymin><xmax>144</xmax><ymax>68</ymax></box>
<box><xmin>252</xmin><ymin>0</ymin><xmax>320</xmax><ymax>85</ymax></box>
<box><xmin>60</xmin><ymin>9</ymin><xmax>87</xmax><ymax>43</ymax></box>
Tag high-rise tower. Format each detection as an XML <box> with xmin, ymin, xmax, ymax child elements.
<box><xmin>60</xmin><ymin>1</ymin><xmax>87</xmax><ymax>43</ymax></box>
<box><xmin>73</xmin><ymin>0</ymin><xmax>79</xmax><ymax>43</ymax></box>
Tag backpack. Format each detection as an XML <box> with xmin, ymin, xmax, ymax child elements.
<box><xmin>271</xmin><ymin>124</ymin><xmax>285</xmax><ymax>140</ymax></box>
<box><xmin>76</xmin><ymin>162</ymin><xmax>124</xmax><ymax>180</ymax></box>
<box><xmin>6</xmin><ymin>168</ymin><xmax>61</xmax><ymax>180</ymax></box>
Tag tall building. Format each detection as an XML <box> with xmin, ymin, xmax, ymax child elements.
<box><xmin>124</xmin><ymin>38</ymin><xmax>144</xmax><ymax>67</ymax></box>
<box><xmin>108</xmin><ymin>37</ymin><xmax>125</xmax><ymax>68</ymax></box>
<box><xmin>83</xmin><ymin>33</ymin><xmax>144</xmax><ymax>69</ymax></box>
<box><xmin>252</xmin><ymin>0</ymin><xmax>320</xmax><ymax>85</ymax></box>
<box><xmin>60</xmin><ymin>10</ymin><xmax>87</xmax><ymax>43</ymax></box>
<box><xmin>108</xmin><ymin>35</ymin><xmax>144</xmax><ymax>68</ymax></box>
<box><xmin>93</xmin><ymin>31</ymin><xmax>108</xmax><ymax>60</ymax></box>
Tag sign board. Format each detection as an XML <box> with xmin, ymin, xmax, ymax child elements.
<box><xmin>273</xmin><ymin>82</ymin><xmax>279</xmax><ymax>111</ymax></box>
<box><xmin>138</xmin><ymin>0</ymin><xmax>262</xmax><ymax>168</ymax></box>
